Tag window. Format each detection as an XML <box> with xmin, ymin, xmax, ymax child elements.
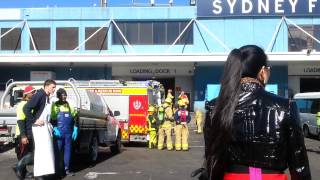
<box><xmin>112</xmin><ymin>23</ymin><xmax>126</xmax><ymax>45</ymax></box>
<box><xmin>30</xmin><ymin>28</ymin><xmax>50</xmax><ymax>50</ymax></box>
<box><xmin>296</xmin><ymin>99</ymin><xmax>320</xmax><ymax>114</ymax></box>
<box><xmin>56</xmin><ymin>27</ymin><xmax>78</xmax><ymax>50</ymax></box>
<box><xmin>1</xmin><ymin>28</ymin><xmax>21</xmax><ymax>50</ymax></box>
<box><xmin>153</xmin><ymin>22</ymin><xmax>166</xmax><ymax>44</ymax></box>
<box><xmin>126</xmin><ymin>23</ymin><xmax>139</xmax><ymax>44</ymax></box>
<box><xmin>180</xmin><ymin>22</ymin><xmax>193</xmax><ymax>45</ymax></box>
<box><xmin>85</xmin><ymin>27</ymin><xmax>108</xmax><ymax>50</ymax></box>
<box><xmin>296</xmin><ymin>100</ymin><xmax>309</xmax><ymax>113</ymax></box>
<box><xmin>167</xmin><ymin>22</ymin><xmax>180</xmax><ymax>44</ymax></box>
<box><xmin>139</xmin><ymin>23</ymin><xmax>153</xmax><ymax>44</ymax></box>
<box><xmin>288</xmin><ymin>25</ymin><xmax>320</xmax><ymax>52</ymax></box>
<box><xmin>311</xmin><ymin>100</ymin><xmax>320</xmax><ymax>114</ymax></box>
<box><xmin>112</xmin><ymin>21</ymin><xmax>193</xmax><ymax>45</ymax></box>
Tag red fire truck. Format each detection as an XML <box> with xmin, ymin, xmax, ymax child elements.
<box><xmin>73</xmin><ymin>79</ymin><xmax>163</xmax><ymax>143</ymax></box>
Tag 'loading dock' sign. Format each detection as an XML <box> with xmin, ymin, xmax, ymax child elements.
<box><xmin>198</xmin><ymin>0</ymin><xmax>320</xmax><ymax>17</ymax></box>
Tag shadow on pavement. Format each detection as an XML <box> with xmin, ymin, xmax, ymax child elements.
<box><xmin>72</xmin><ymin>146</ymin><xmax>125</xmax><ymax>173</ymax></box>
<box><xmin>306</xmin><ymin>148</ymin><xmax>320</xmax><ymax>154</ymax></box>
<box><xmin>123</xmin><ymin>142</ymin><xmax>148</xmax><ymax>148</ymax></box>
<box><xmin>0</xmin><ymin>144</ymin><xmax>15</xmax><ymax>153</ymax></box>
<box><xmin>306</xmin><ymin>135</ymin><xmax>319</xmax><ymax>141</ymax></box>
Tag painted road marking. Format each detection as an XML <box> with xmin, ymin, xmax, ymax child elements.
<box><xmin>84</xmin><ymin>171</ymin><xmax>144</xmax><ymax>179</ymax></box>
<box><xmin>84</xmin><ymin>172</ymin><xmax>118</xmax><ymax>179</ymax></box>
<box><xmin>189</xmin><ymin>140</ymin><xmax>201</xmax><ymax>142</ymax></box>
<box><xmin>189</xmin><ymin>145</ymin><xmax>204</xmax><ymax>148</ymax></box>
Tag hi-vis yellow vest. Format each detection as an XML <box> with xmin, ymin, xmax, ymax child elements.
<box><xmin>15</xmin><ymin>101</ymin><xmax>27</xmax><ymax>137</ymax></box>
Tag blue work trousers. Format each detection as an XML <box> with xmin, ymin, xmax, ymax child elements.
<box><xmin>55</xmin><ymin>133</ymin><xmax>72</xmax><ymax>171</ymax></box>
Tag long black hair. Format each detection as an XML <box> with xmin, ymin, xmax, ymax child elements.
<box><xmin>205</xmin><ymin>45</ymin><xmax>267</xmax><ymax>179</ymax></box>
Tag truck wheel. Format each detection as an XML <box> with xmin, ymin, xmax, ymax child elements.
<box><xmin>303</xmin><ymin>126</ymin><xmax>309</xmax><ymax>138</ymax></box>
<box><xmin>89</xmin><ymin>133</ymin><xmax>99</xmax><ymax>163</ymax></box>
<box><xmin>110</xmin><ymin>130</ymin><xmax>122</xmax><ymax>154</ymax></box>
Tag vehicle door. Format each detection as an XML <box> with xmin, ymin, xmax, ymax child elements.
<box><xmin>129</xmin><ymin>95</ymin><xmax>148</xmax><ymax>136</ymax></box>
<box><xmin>106</xmin><ymin>106</ymin><xmax>117</xmax><ymax>141</ymax></box>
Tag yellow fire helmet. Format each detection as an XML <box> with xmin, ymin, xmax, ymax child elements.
<box><xmin>158</xmin><ymin>106</ymin><xmax>164</xmax><ymax>112</ymax></box>
<box><xmin>162</xmin><ymin>102</ymin><xmax>169</xmax><ymax>108</ymax></box>
<box><xmin>164</xmin><ymin>97</ymin><xmax>172</xmax><ymax>104</ymax></box>
<box><xmin>178</xmin><ymin>99</ymin><xmax>186</xmax><ymax>107</ymax></box>
<box><xmin>148</xmin><ymin>106</ymin><xmax>156</xmax><ymax>112</ymax></box>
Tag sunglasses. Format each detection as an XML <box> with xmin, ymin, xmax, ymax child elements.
<box><xmin>263</xmin><ymin>66</ymin><xmax>271</xmax><ymax>70</ymax></box>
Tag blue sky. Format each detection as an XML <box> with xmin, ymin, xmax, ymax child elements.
<box><xmin>0</xmin><ymin>0</ymin><xmax>188</xmax><ymax>8</ymax></box>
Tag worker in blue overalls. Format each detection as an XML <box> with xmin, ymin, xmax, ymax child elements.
<box><xmin>51</xmin><ymin>88</ymin><xmax>78</xmax><ymax>177</ymax></box>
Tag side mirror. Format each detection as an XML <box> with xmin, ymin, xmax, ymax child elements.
<box><xmin>114</xmin><ymin>110</ymin><xmax>120</xmax><ymax>116</ymax></box>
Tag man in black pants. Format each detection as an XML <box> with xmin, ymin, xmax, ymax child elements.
<box><xmin>13</xmin><ymin>86</ymin><xmax>36</xmax><ymax>180</ymax></box>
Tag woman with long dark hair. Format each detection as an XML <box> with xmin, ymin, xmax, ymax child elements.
<box><xmin>204</xmin><ymin>45</ymin><xmax>310</xmax><ymax>180</ymax></box>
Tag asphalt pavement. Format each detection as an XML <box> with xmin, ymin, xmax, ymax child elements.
<box><xmin>0</xmin><ymin>121</ymin><xmax>320</xmax><ymax>180</ymax></box>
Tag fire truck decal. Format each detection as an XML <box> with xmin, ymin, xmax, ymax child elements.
<box><xmin>86</xmin><ymin>88</ymin><xmax>147</xmax><ymax>95</ymax></box>
<box><xmin>133</xmin><ymin>100</ymin><xmax>142</xmax><ymax>110</ymax></box>
<box><xmin>92</xmin><ymin>88</ymin><xmax>122</xmax><ymax>94</ymax></box>
<box><xmin>129</xmin><ymin>125</ymin><xmax>148</xmax><ymax>134</ymax></box>
<box><xmin>121</xmin><ymin>130</ymin><xmax>129</xmax><ymax>140</ymax></box>
<box><xmin>129</xmin><ymin>95</ymin><xmax>148</xmax><ymax>136</ymax></box>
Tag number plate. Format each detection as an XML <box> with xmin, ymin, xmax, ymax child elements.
<box><xmin>129</xmin><ymin>135</ymin><xmax>148</xmax><ymax>142</ymax></box>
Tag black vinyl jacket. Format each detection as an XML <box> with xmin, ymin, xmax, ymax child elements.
<box><xmin>204</xmin><ymin>82</ymin><xmax>311</xmax><ymax>180</ymax></box>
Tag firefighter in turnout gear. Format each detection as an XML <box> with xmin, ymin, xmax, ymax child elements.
<box><xmin>147</xmin><ymin>105</ymin><xmax>158</xmax><ymax>149</ymax></box>
<box><xmin>166</xmin><ymin>89</ymin><xmax>174</xmax><ymax>103</ymax></box>
<box><xmin>195</xmin><ymin>108</ymin><xmax>203</xmax><ymax>134</ymax></box>
<box><xmin>157</xmin><ymin>101</ymin><xmax>174</xmax><ymax>150</ymax></box>
<box><xmin>174</xmin><ymin>100</ymin><xmax>191</xmax><ymax>151</ymax></box>
<box><xmin>51</xmin><ymin>88</ymin><xmax>78</xmax><ymax>176</ymax></box>
<box><xmin>178</xmin><ymin>91</ymin><xmax>189</xmax><ymax>108</ymax></box>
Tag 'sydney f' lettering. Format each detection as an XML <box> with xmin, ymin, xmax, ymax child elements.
<box><xmin>211</xmin><ymin>0</ymin><xmax>318</xmax><ymax>15</ymax></box>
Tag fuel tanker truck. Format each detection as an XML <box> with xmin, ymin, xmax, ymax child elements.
<box><xmin>0</xmin><ymin>79</ymin><xmax>122</xmax><ymax>161</ymax></box>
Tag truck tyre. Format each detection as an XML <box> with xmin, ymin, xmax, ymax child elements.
<box><xmin>303</xmin><ymin>125</ymin><xmax>309</xmax><ymax>138</ymax></box>
<box><xmin>110</xmin><ymin>130</ymin><xmax>122</xmax><ymax>154</ymax></box>
<box><xmin>89</xmin><ymin>133</ymin><xmax>99</xmax><ymax>163</ymax></box>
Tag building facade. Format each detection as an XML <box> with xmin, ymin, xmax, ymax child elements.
<box><xmin>0</xmin><ymin>1</ymin><xmax>320</xmax><ymax>110</ymax></box>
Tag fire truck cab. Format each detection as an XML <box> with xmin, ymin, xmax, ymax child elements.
<box><xmin>72</xmin><ymin>79</ymin><xmax>164</xmax><ymax>143</ymax></box>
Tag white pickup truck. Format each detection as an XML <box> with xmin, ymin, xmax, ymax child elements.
<box><xmin>0</xmin><ymin>80</ymin><xmax>122</xmax><ymax>160</ymax></box>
